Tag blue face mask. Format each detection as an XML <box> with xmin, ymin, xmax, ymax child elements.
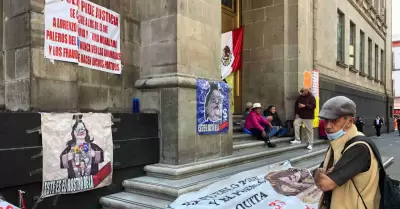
<box><xmin>326</xmin><ymin>121</ymin><xmax>348</xmax><ymax>141</ymax></box>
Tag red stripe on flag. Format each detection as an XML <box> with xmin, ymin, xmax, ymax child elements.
<box><xmin>231</xmin><ymin>27</ymin><xmax>244</xmax><ymax>73</ymax></box>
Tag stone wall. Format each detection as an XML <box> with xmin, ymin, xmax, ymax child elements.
<box><xmin>2</xmin><ymin>0</ymin><xmax>140</xmax><ymax>112</ymax></box>
<box><xmin>315</xmin><ymin>0</ymin><xmax>389</xmax><ymax>94</ymax></box>
<box><xmin>241</xmin><ymin>0</ymin><xmax>287</xmax><ymax>118</ymax></box>
<box><xmin>136</xmin><ymin>0</ymin><xmax>231</xmax><ymax>165</ymax></box>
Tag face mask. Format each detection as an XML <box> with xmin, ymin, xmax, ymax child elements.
<box><xmin>326</xmin><ymin>121</ymin><xmax>348</xmax><ymax>141</ymax></box>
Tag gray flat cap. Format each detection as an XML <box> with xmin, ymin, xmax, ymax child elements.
<box><xmin>319</xmin><ymin>96</ymin><xmax>356</xmax><ymax>120</ymax></box>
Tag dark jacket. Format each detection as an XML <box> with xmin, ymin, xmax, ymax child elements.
<box><xmin>294</xmin><ymin>93</ymin><xmax>316</xmax><ymax>119</ymax></box>
<box><xmin>355</xmin><ymin>119</ymin><xmax>365</xmax><ymax>132</ymax></box>
<box><xmin>263</xmin><ymin>110</ymin><xmax>283</xmax><ymax>127</ymax></box>
<box><xmin>373</xmin><ymin>119</ymin><xmax>384</xmax><ymax>128</ymax></box>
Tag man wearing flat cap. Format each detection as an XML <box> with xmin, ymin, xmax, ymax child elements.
<box><xmin>314</xmin><ymin>96</ymin><xmax>380</xmax><ymax>209</ymax></box>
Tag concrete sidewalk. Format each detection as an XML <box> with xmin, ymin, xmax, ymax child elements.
<box><xmin>371</xmin><ymin>132</ymin><xmax>400</xmax><ymax>180</ymax></box>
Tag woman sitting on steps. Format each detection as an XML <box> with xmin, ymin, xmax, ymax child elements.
<box><xmin>244</xmin><ymin>103</ymin><xmax>277</xmax><ymax>148</ymax></box>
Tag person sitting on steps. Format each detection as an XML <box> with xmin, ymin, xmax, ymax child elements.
<box><xmin>263</xmin><ymin>105</ymin><xmax>288</xmax><ymax>138</ymax></box>
<box><xmin>244</xmin><ymin>103</ymin><xmax>277</xmax><ymax>148</ymax></box>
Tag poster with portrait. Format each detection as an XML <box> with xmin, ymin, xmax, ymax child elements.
<box><xmin>40</xmin><ymin>113</ymin><xmax>113</xmax><ymax>198</ymax></box>
<box><xmin>196</xmin><ymin>79</ymin><xmax>229</xmax><ymax>135</ymax></box>
<box><xmin>168</xmin><ymin>161</ymin><xmax>322</xmax><ymax>209</ymax></box>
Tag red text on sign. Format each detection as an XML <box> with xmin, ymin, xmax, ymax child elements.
<box><xmin>92</xmin><ymin>33</ymin><xmax>117</xmax><ymax>48</ymax></box>
<box><xmin>80</xmin><ymin>1</ymin><xmax>119</xmax><ymax>27</ymax></box>
<box><xmin>53</xmin><ymin>17</ymin><xmax>77</xmax><ymax>32</ymax></box>
<box><xmin>66</xmin><ymin>0</ymin><xmax>80</xmax><ymax>6</ymax></box>
<box><xmin>78</xmin><ymin>15</ymin><xmax>108</xmax><ymax>33</ymax></box>
<box><xmin>46</xmin><ymin>30</ymin><xmax>77</xmax><ymax>45</ymax></box>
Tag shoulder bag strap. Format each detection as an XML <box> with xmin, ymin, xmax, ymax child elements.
<box><xmin>351</xmin><ymin>179</ymin><xmax>368</xmax><ymax>209</ymax></box>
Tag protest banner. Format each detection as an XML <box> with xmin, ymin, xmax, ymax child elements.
<box><xmin>0</xmin><ymin>201</ymin><xmax>19</xmax><ymax>209</ymax></box>
<box><xmin>41</xmin><ymin>113</ymin><xmax>113</xmax><ymax>198</ymax></box>
<box><xmin>168</xmin><ymin>161</ymin><xmax>322</xmax><ymax>209</ymax></box>
<box><xmin>311</xmin><ymin>69</ymin><xmax>320</xmax><ymax>128</ymax></box>
<box><xmin>44</xmin><ymin>0</ymin><xmax>79</xmax><ymax>62</ymax></box>
<box><xmin>44</xmin><ymin>0</ymin><xmax>121</xmax><ymax>74</ymax></box>
<box><xmin>77</xmin><ymin>0</ymin><xmax>121</xmax><ymax>74</ymax></box>
<box><xmin>196</xmin><ymin>79</ymin><xmax>229</xmax><ymax>134</ymax></box>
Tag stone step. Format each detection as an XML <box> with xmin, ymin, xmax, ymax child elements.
<box><xmin>100</xmin><ymin>156</ymin><xmax>394</xmax><ymax>209</ymax></box>
<box><xmin>100</xmin><ymin>152</ymin><xmax>325</xmax><ymax>209</ymax></box>
<box><xmin>100</xmin><ymin>192</ymin><xmax>170</xmax><ymax>209</ymax></box>
<box><xmin>122</xmin><ymin>145</ymin><xmax>328</xmax><ymax>200</ymax></box>
<box><xmin>144</xmin><ymin>140</ymin><xmax>328</xmax><ymax>180</ymax></box>
<box><xmin>233</xmin><ymin>137</ymin><xmax>294</xmax><ymax>150</ymax></box>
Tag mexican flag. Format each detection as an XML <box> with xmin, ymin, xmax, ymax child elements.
<box><xmin>220</xmin><ymin>27</ymin><xmax>244</xmax><ymax>80</ymax></box>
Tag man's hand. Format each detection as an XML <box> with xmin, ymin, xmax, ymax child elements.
<box><xmin>262</xmin><ymin>131</ymin><xmax>267</xmax><ymax>137</ymax></box>
<box><xmin>315</xmin><ymin>168</ymin><xmax>337</xmax><ymax>192</ymax></box>
<box><xmin>298</xmin><ymin>103</ymin><xmax>306</xmax><ymax>108</ymax></box>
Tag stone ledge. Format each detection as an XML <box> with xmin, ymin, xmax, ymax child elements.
<box><xmin>123</xmin><ymin>149</ymin><xmax>327</xmax><ymax>199</ymax></box>
<box><xmin>367</xmin><ymin>75</ymin><xmax>375</xmax><ymax>80</ymax></box>
<box><xmin>144</xmin><ymin>140</ymin><xmax>328</xmax><ymax>179</ymax></box>
<box><xmin>359</xmin><ymin>71</ymin><xmax>368</xmax><ymax>77</ymax></box>
<box><xmin>233</xmin><ymin>137</ymin><xmax>292</xmax><ymax>150</ymax></box>
<box><xmin>349</xmin><ymin>66</ymin><xmax>359</xmax><ymax>73</ymax></box>
<box><xmin>135</xmin><ymin>73</ymin><xmax>223</xmax><ymax>90</ymax></box>
<box><xmin>336</xmin><ymin>61</ymin><xmax>348</xmax><ymax>69</ymax></box>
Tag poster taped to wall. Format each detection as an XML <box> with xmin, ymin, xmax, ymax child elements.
<box><xmin>168</xmin><ymin>161</ymin><xmax>322</xmax><ymax>209</ymax></box>
<box><xmin>196</xmin><ymin>79</ymin><xmax>229</xmax><ymax>134</ymax></box>
<box><xmin>44</xmin><ymin>0</ymin><xmax>122</xmax><ymax>74</ymax></box>
<box><xmin>44</xmin><ymin>0</ymin><xmax>79</xmax><ymax>63</ymax></box>
<box><xmin>311</xmin><ymin>69</ymin><xmax>320</xmax><ymax>128</ymax></box>
<box><xmin>41</xmin><ymin>113</ymin><xmax>113</xmax><ymax>198</ymax></box>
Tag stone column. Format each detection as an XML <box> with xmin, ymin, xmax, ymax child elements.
<box><xmin>136</xmin><ymin>0</ymin><xmax>232</xmax><ymax>165</ymax></box>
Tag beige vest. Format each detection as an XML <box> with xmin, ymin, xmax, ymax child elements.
<box><xmin>318</xmin><ymin>125</ymin><xmax>380</xmax><ymax>209</ymax></box>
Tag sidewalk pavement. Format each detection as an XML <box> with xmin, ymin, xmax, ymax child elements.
<box><xmin>370</xmin><ymin>132</ymin><xmax>400</xmax><ymax>180</ymax></box>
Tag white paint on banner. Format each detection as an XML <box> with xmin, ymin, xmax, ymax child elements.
<box><xmin>77</xmin><ymin>0</ymin><xmax>121</xmax><ymax>74</ymax></box>
<box><xmin>0</xmin><ymin>201</ymin><xmax>19</xmax><ymax>209</ymax></box>
<box><xmin>168</xmin><ymin>161</ymin><xmax>322</xmax><ymax>209</ymax></box>
<box><xmin>311</xmin><ymin>70</ymin><xmax>319</xmax><ymax>97</ymax></box>
<box><xmin>44</xmin><ymin>0</ymin><xmax>79</xmax><ymax>63</ymax></box>
<box><xmin>41</xmin><ymin>113</ymin><xmax>114</xmax><ymax>198</ymax></box>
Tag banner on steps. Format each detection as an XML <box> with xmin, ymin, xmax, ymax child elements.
<box><xmin>196</xmin><ymin>79</ymin><xmax>230</xmax><ymax>135</ymax></box>
<box><xmin>40</xmin><ymin>113</ymin><xmax>113</xmax><ymax>198</ymax></box>
<box><xmin>168</xmin><ymin>161</ymin><xmax>322</xmax><ymax>209</ymax></box>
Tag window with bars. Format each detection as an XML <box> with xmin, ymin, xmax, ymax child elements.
<box><xmin>375</xmin><ymin>44</ymin><xmax>379</xmax><ymax>78</ymax></box>
<box><xmin>349</xmin><ymin>22</ymin><xmax>356</xmax><ymax>67</ymax></box>
<box><xmin>381</xmin><ymin>49</ymin><xmax>384</xmax><ymax>81</ymax></box>
<box><xmin>360</xmin><ymin>31</ymin><xmax>365</xmax><ymax>72</ymax></box>
<box><xmin>368</xmin><ymin>38</ymin><xmax>372</xmax><ymax>76</ymax></box>
<box><xmin>337</xmin><ymin>11</ymin><xmax>345</xmax><ymax>63</ymax></box>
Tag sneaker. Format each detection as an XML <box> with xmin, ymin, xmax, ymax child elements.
<box><xmin>306</xmin><ymin>145</ymin><xmax>313</xmax><ymax>150</ymax></box>
<box><xmin>266</xmin><ymin>142</ymin><xmax>277</xmax><ymax>148</ymax></box>
<box><xmin>290</xmin><ymin>139</ymin><xmax>301</xmax><ymax>144</ymax></box>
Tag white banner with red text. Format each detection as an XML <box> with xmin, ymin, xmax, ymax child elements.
<box><xmin>44</xmin><ymin>0</ymin><xmax>121</xmax><ymax>74</ymax></box>
<box><xmin>0</xmin><ymin>201</ymin><xmax>19</xmax><ymax>209</ymax></box>
<box><xmin>168</xmin><ymin>161</ymin><xmax>322</xmax><ymax>209</ymax></box>
<box><xmin>41</xmin><ymin>113</ymin><xmax>113</xmax><ymax>198</ymax></box>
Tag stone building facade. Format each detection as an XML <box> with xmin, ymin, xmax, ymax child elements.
<box><xmin>242</xmin><ymin>0</ymin><xmax>393</xmax><ymax>133</ymax></box>
<box><xmin>0</xmin><ymin>0</ymin><xmax>393</xmax><ymax>166</ymax></box>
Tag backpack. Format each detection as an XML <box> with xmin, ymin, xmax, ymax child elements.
<box><xmin>283</xmin><ymin>120</ymin><xmax>294</xmax><ymax>137</ymax></box>
<box><xmin>342</xmin><ymin>135</ymin><xmax>400</xmax><ymax>209</ymax></box>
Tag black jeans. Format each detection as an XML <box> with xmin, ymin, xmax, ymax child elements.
<box><xmin>375</xmin><ymin>126</ymin><xmax>381</xmax><ymax>137</ymax></box>
<box><xmin>249</xmin><ymin>128</ymin><xmax>270</xmax><ymax>143</ymax></box>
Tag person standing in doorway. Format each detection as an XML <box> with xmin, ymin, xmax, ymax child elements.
<box><xmin>291</xmin><ymin>88</ymin><xmax>316</xmax><ymax>150</ymax></box>
<box><xmin>373</xmin><ymin>115</ymin><xmax>384</xmax><ymax>138</ymax></box>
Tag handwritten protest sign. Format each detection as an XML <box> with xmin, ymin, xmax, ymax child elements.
<box><xmin>44</xmin><ymin>0</ymin><xmax>121</xmax><ymax>74</ymax></box>
<box><xmin>168</xmin><ymin>161</ymin><xmax>322</xmax><ymax>209</ymax></box>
